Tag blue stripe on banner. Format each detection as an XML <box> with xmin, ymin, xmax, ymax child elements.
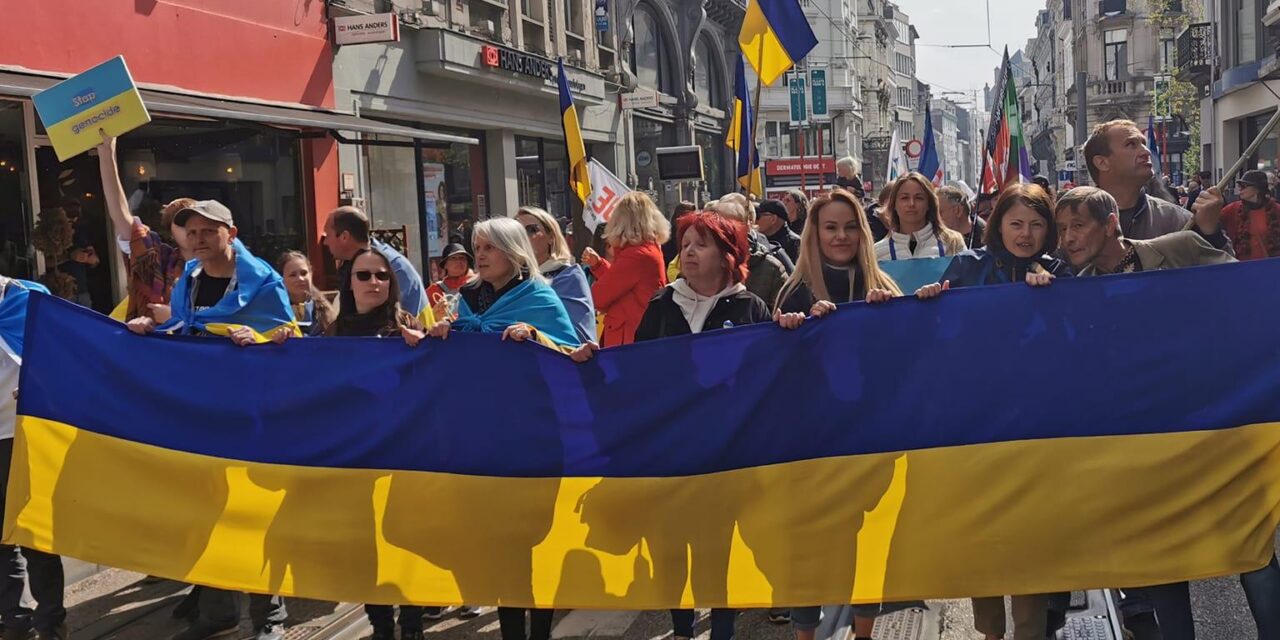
<box><xmin>755</xmin><ymin>0</ymin><xmax>818</xmax><ymax>61</ymax></box>
<box><xmin>19</xmin><ymin>259</ymin><xmax>1280</xmax><ymax>478</ymax></box>
<box><xmin>32</xmin><ymin>57</ymin><xmax>138</xmax><ymax>127</ymax></box>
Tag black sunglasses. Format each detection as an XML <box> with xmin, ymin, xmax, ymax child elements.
<box><xmin>355</xmin><ymin>270</ymin><xmax>392</xmax><ymax>282</ymax></box>
<box><xmin>524</xmin><ymin>223</ymin><xmax>543</xmax><ymax>236</ymax></box>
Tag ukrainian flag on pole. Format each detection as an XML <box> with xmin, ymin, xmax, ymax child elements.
<box><xmin>738</xmin><ymin>0</ymin><xmax>818</xmax><ymax>86</ymax></box>
<box><xmin>727</xmin><ymin>56</ymin><xmax>763</xmax><ymax>197</ymax></box>
<box><xmin>558</xmin><ymin>58</ymin><xmax>591</xmax><ymax>204</ymax></box>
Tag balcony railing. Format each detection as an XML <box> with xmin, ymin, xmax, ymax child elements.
<box><xmin>1176</xmin><ymin>22</ymin><xmax>1213</xmax><ymax>86</ymax></box>
<box><xmin>1089</xmin><ymin>78</ymin><xmax>1150</xmax><ymax>100</ymax></box>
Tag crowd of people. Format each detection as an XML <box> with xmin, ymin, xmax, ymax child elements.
<box><xmin>0</xmin><ymin>120</ymin><xmax>1274</xmax><ymax>640</ymax></box>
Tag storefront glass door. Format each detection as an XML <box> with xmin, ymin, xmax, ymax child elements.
<box><xmin>0</xmin><ymin>101</ymin><xmax>34</xmax><ymax>281</ymax></box>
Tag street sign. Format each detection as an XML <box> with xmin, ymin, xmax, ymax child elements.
<box><xmin>809</xmin><ymin>68</ymin><xmax>828</xmax><ymax>120</ymax></box>
<box><xmin>905</xmin><ymin>139</ymin><xmax>923</xmax><ymax>158</ymax></box>
<box><xmin>333</xmin><ymin>13</ymin><xmax>400</xmax><ymax>46</ymax></box>
<box><xmin>595</xmin><ymin>0</ymin><xmax>610</xmax><ymax>32</ymax></box>
<box><xmin>788</xmin><ymin>72</ymin><xmax>807</xmax><ymax>124</ymax></box>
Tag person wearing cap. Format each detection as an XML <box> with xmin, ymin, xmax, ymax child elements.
<box><xmin>323</xmin><ymin>206</ymin><xmax>431</xmax><ymax>324</ymax></box>
<box><xmin>124</xmin><ymin>200</ymin><xmax>293</xmax><ymax>640</ymax></box>
<box><xmin>1218</xmin><ymin>169</ymin><xmax>1280</xmax><ymax>261</ymax></box>
<box><xmin>96</xmin><ymin>131</ymin><xmax>196</xmax><ymax>323</ymax></box>
<box><xmin>755</xmin><ymin>199</ymin><xmax>801</xmax><ymax>263</ymax></box>
<box><xmin>426</xmin><ymin>243</ymin><xmax>478</xmax><ymax>321</ymax></box>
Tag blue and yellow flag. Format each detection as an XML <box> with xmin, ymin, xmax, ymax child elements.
<box><xmin>558</xmin><ymin>58</ymin><xmax>591</xmax><ymax>205</ymax></box>
<box><xmin>739</xmin><ymin>0</ymin><xmax>818</xmax><ymax>87</ymax></box>
<box><xmin>156</xmin><ymin>238</ymin><xmax>297</xmax><ymax>342</ymax></box>
<box><xmin>727</xmin><ymin>56</ymin><xmax>763</xmax><ymax>197</ymax></box>
<box><xmin>9</xmin><ymin>260</ymin><xmax>1280</xmax><ymax>608</ymax></box>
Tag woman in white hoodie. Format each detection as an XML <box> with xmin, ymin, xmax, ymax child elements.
<box><xmin>873</xmin><ymin>172</ymin><xmax>967</xmax><ymax>261</ymax></box>
<box><xmin>631</xmin><ymin>210</ymin><xmax>766</xmax><ymax>640</ymax></box>
<box><xmin>633</xmin><ymin>211</ymin><xmax>770</xmax><ymax>341</ymax></box>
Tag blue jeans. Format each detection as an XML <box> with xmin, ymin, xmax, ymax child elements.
<box><xmin>670</xmin><ymin>608</ymin><xmax>735</xmax><ymax>640</ymax></box>
<box><xmin>1241</xmin><ymin>554</ymin><xmax>1280</xmax><ymax>639</ymax></box>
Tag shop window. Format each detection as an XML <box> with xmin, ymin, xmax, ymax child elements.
<box><xmin>634</xmin><ymin>116</ymin><xmax>677</xmax><ymax>192</ymax></box>
<box><xmin>1242</xmin><ymin>110</ymin><xmax>1279</xmax><ymax>172</ymax></box>
<box><xmin>696</xmin><ymin>130</ymin><xmax>727</xmax><ymax>196</ymax></box>
<box><xmin>516</xmin><ymin>137</ymin><xmax>572</xmax><ymax>224</ymax></box>
<box><xmin>0</xmin><ymin>101</ymin><xmax>32</xmax><ymax>280</ymax></box>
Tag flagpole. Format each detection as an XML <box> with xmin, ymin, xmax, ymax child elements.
<box><xmin>748</xmin><ymin>38</ymin><xmax>765</xmax><ymax>196</ymax></box>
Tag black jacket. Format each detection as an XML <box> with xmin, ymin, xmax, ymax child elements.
<box><xmin>778</xmin><ymin>264</ymin><xmax>866</xmax><ymax>314</ymax></box>
<box><xmin>634</xmin><ymin>286</ymin><xmax>770</xmax><ymax>341</ymax></box>
<box><xmin>750</xmin><ymin>229</ymin><xmax>795</xmax><ymax>274</ymax></box>
<box><xmin>766</xmin><ymin>225</ymin><xmax>802</xmax><ymax>263</ymax></box>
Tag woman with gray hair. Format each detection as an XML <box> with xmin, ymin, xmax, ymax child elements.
<box><xmin>514</xmin><ymin>206</ymin><xmax>596</xmax><ymax>343</ymax></box>
<box><xmin>781</xmin><ymin>189</ymin><xmax>810</xmax><ymax>233</ymax></box>
<box><xmin>835</xmin><ymin>156</ymin><xmax>865</xmax><ymax>200</ymax></box>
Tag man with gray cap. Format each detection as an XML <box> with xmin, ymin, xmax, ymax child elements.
<box><xmin>125</xmin><ymin>200</ymin><xmax>292</xmax><ymax>640</ymax></box>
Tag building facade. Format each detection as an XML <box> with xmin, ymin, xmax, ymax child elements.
<box><xmin>1186</xmin><ymin>0</ymin><xmax>1279</xmax><ymax>180</ymax></box>
<box><xmin>859</xmin><ymin>0</ymin><xmax>900</xmax><ymax>189</ymax></box>
<box><xmin>0</xmin><ymin>1</ymin><xmax>355</xmax><ymax>309</ymax></box>
<box><xmin>890</xmin><ymin>4</ymin><xmax>920</xmax><ymax>146</ymax></box>
<box><xmin>931</xmin><ymin>98</ymin><xmax>961</xmax><ymax>183</ymax></box>
<box><xmin>759</xmin><ymin>0</ymin><xmax>864</xmax><ymax>197</ymax></box>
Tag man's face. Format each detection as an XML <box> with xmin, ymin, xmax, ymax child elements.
<box><xmin>1240</xmin><ymin>184</ymin><xmax>1264</xmax><ymax>203</ymax></box>
<box><xmin>323</xmin><ymin>215</ymin><xmax>358</xmax><ymax>261</ymax></box>
<box><xmin>939</xmin><ymin>199</ymin><xmax>967</xmax><ymax>229</ymax></box>
<box><xmin>1056</xmin><ymin>206</ymin><xmax>1112</xmax><ymax>270</ymax></box>
<box><xmin>184</xmin><ymin>216</ymin><xmax>235</xmax><ymax>261</ymax></box>
<box><xmin>756</xmin><ymin>210</ymin><xmax>785</xmax><ymax>235</ymax></box>
<box><xmin>1097</xmin><ymin>125</ymin><xmax>1154</xmax><ymax>187</ymax></box>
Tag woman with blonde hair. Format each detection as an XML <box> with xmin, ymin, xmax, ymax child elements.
<box><xmin>775</xmin><ymin>189</ymin><xmax>902</xmax><ymax>323</ymax></box>
<box><xmin>514</xmin><ymin>206</ymin><xmax>596</xmax><ymax>343</ymax></box>
<box><xmin>581</xmin><ymin>191</ymin><xmax>669</xmax><ymax>347</ymax></box>
<box><xmin>873</xmin><ymin>172</ymin><xmax>967</xmax><ymax>261</ymax></box>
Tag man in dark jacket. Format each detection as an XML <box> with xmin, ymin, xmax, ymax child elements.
<box><xmin>1083</xmin><ymin>120</ymin><xmax>1232</xmax><ymax>255</ymax></box>
<box><xmin>756</xmin><ymin>199</ymin><xmax>801</xmax><ymax>262</ymax></box>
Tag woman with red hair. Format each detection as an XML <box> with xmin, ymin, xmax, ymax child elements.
<box><xmin>633</xmin><ymin>211</ymin><xmax>769</xmax><ymax>341</ymax></box>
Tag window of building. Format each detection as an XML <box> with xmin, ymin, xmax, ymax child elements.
<box><xmin>1104</xmin><ymin>28</ymin><xmax>1128</xmax><ymax>81</ymax></box>
<box><xmin>632</xmin><ymin>4</ymin><xmax>672</xmax><ymax>95</ymax></box>
<box><xmin>1235</xmin><ymin>0</ymin><xmax>1260</xmax><ymax>66</ymax></box>
<box><xmin>895</xmin><ymin>19</ymin><xmax>910</xmax><ymax>44</ymax></box>
<box><xmin>1242</xmin><ymin>109</ymin><xmax>1279</xmax><ymax>172</ymax></box>
<box><xmin>1062</xmin><ymin>0</ymin><xmax>1071</xmax><ymax>19</ymax></box>
<box><xmin>1160</xmin><ymin>35</ymin><xmax>1176</xmax><ymax>70</ymax></box>
<box><xmin>0</xmin><ymin>101</ymin><xmax>32</xmax><ymax>281</ymax></box>
<box><xmin>696</xmin><ymin>130</ymin><xmax>728</xmax><ymax>195</ymax></box>
<box><xmin>898</xmin><ymin>87</ymin><xmax>911</xmax><ymax>108</ymax></box>
<box><xmin>634</xmin><ymin>116</ymin><xmax>677</xmax><ymax>191</ymax></box>
<box><xmin>693</xmin><ymin>38</ymin><xmax>723</xmax><ymax>110</ymax></box>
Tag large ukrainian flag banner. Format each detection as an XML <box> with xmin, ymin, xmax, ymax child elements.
<box><xmin>739</xmin><ymin>0</ymin><xmax>818</xmax><ymax>86</ymax></box>
<box><xmin>8</xmin><ymin>260</ymin><xmax>1280</xmax><ymax>609</ymax></box>
<box><xmin>32</xmin><ymin>56</ymin><xmax>151</xmax><ymax>162</ymax></box>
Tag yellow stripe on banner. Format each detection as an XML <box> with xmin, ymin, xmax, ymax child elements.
<box><xmin>202</xmin><ymin>322</ymin><xmax>302</xmax><ymax>344</ymax></box>
<box><xmin>7</xmin><ymin>417</ymin><xmax>1280</xmax><ymax>608</ymax></box>
<box><xmin>739</xmin><ymin>2</ymin><xmax>796</xmax><ymax>86</ymax></box>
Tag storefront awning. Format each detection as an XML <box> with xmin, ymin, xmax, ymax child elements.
<box><xmin>0</xmin><ymin>69</ymin><xmax>477</xmax><ymax>146</ymax></box>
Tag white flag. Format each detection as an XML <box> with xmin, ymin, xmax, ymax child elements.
<box><xmin>585</xmin><ymin>159</ymin><xmax>631</xmax><ymax>233</ymax></box>
<box><xmin>887</xmin><ymin>130</ymin><xmax>908</xmax><ymax>182</ymax></box>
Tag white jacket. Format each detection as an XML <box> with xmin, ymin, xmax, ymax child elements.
<box><xmin>875</xmin><ymin>226</ymin><xmax>948</xmax><ymax>261</ymax></box>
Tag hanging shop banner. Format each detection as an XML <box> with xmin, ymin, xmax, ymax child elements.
<box><xmin>423</xmin><ymin>162</ymin><xmax>446</xmax><ymax>256</ymax></box>
<box><xmin>32</xmin><ymin>56</ymin><xmax>151</xmax><ymax>162</ymax></box>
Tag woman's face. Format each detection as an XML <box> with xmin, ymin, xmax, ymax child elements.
<box><xmin>444</xmin><ymin>255</ymin><xmax>470</xmax><ymax>278</ymax></box>
<box><xmin>894</xmin><ymin>180</ymin><xmax>929</xmax><ymax>231</ymax></box>
<box><xmin>282</xmin><ymin>257</ymin><xmax>312</xmax><ymax>304</ymax></box>
<box><xmin>781</xmin><ymin>194</ymin><xmax>799</xmax><ymax>218</ymax></box>
<box><xmin>1000</xmin><ymin>203</ymin><xmax>1050</xmax><ymax>259</ymax></box>
<box><xmin>516</xmin><ymin>212</ymin><xmax>552</xmax><ymax>264</ymax></box>
<box><xmin>680</xmin><ymin>227</ymin><xmax>727</xmax><ymax>283</ymax></box>
<box><xmin>350</xmin><ymin>251</ymin><xmax>392</xmax><ymax>312</ymax></box>
<box><xmin>817</xmin><ymin>201</ymin><xmax>861</xmax><ymax>266</ymax></box>
<box><xmin>474</xmin><ymin>234</ymin><xmax>516</xmax><ymax>284</ymax></box>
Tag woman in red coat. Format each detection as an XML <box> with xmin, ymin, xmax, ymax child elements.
<box><xmin>582</xmin><ymin>192</ymin><xmax>670</xmax><ymax>347</ymax></box>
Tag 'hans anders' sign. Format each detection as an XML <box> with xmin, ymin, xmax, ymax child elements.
<box><xmin>334</xmin><ymin>13</ymin><xmax>400</xmax><ymax>46</ymax></box>
<box><xmin>481</xmin><ymin>45</ymin><xmax>554</xmax><ymax>80</ymax></box>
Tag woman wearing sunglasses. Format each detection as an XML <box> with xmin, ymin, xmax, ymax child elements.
<box><xmin>514</xmin><ymin>206</ymin><xmax>596</xmax><ymax>344</ymax></box>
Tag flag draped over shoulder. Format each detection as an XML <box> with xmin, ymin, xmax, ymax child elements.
<box><xmin>156</xmin><ymin>238</ymin><xmax>297</xmax><ymax>342</ymax></box>
<box><xmin>558</xmin><ymin>58</ymin><xmax>591</xmax><ymax>205</ymax></box>
<box><xmin>453</xmin><ymin>278</ymin><xmax>580</xmax><ymax>348</ymax></box>
<box><xmin>728</xmin><ymin>56</ymin><xmax>763</xmax><ymax>197</ymax></box>
<box><xmin>917</xmin><ymin>102</ymin><xmax>944</xmax><ymax>187</ymax></box>
<box><xmin>10</xmin><ymin>260</ymin><xmax>1280</xmax><ymax>608</ymax></box>
<box><xmin>738</xmin><ymin>0</ymin><xmax>817</xmax><ymax>86</ymax></box>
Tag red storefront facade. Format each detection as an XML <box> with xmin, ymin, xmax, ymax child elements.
<box><xmin>0</xmin><ymin>1</ymin><xmax>342</xmax><ymax>310</ymax></box>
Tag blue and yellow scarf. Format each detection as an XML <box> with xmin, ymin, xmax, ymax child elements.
<box><xmin>158</xmin><ymin>239</ymin><xmax>297</xmax><ymax>343</ymax></box>
<box><xmin>453</xmin><ymin>278</ymin><xmax>579</xmax><ymax>348</ymax></box>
